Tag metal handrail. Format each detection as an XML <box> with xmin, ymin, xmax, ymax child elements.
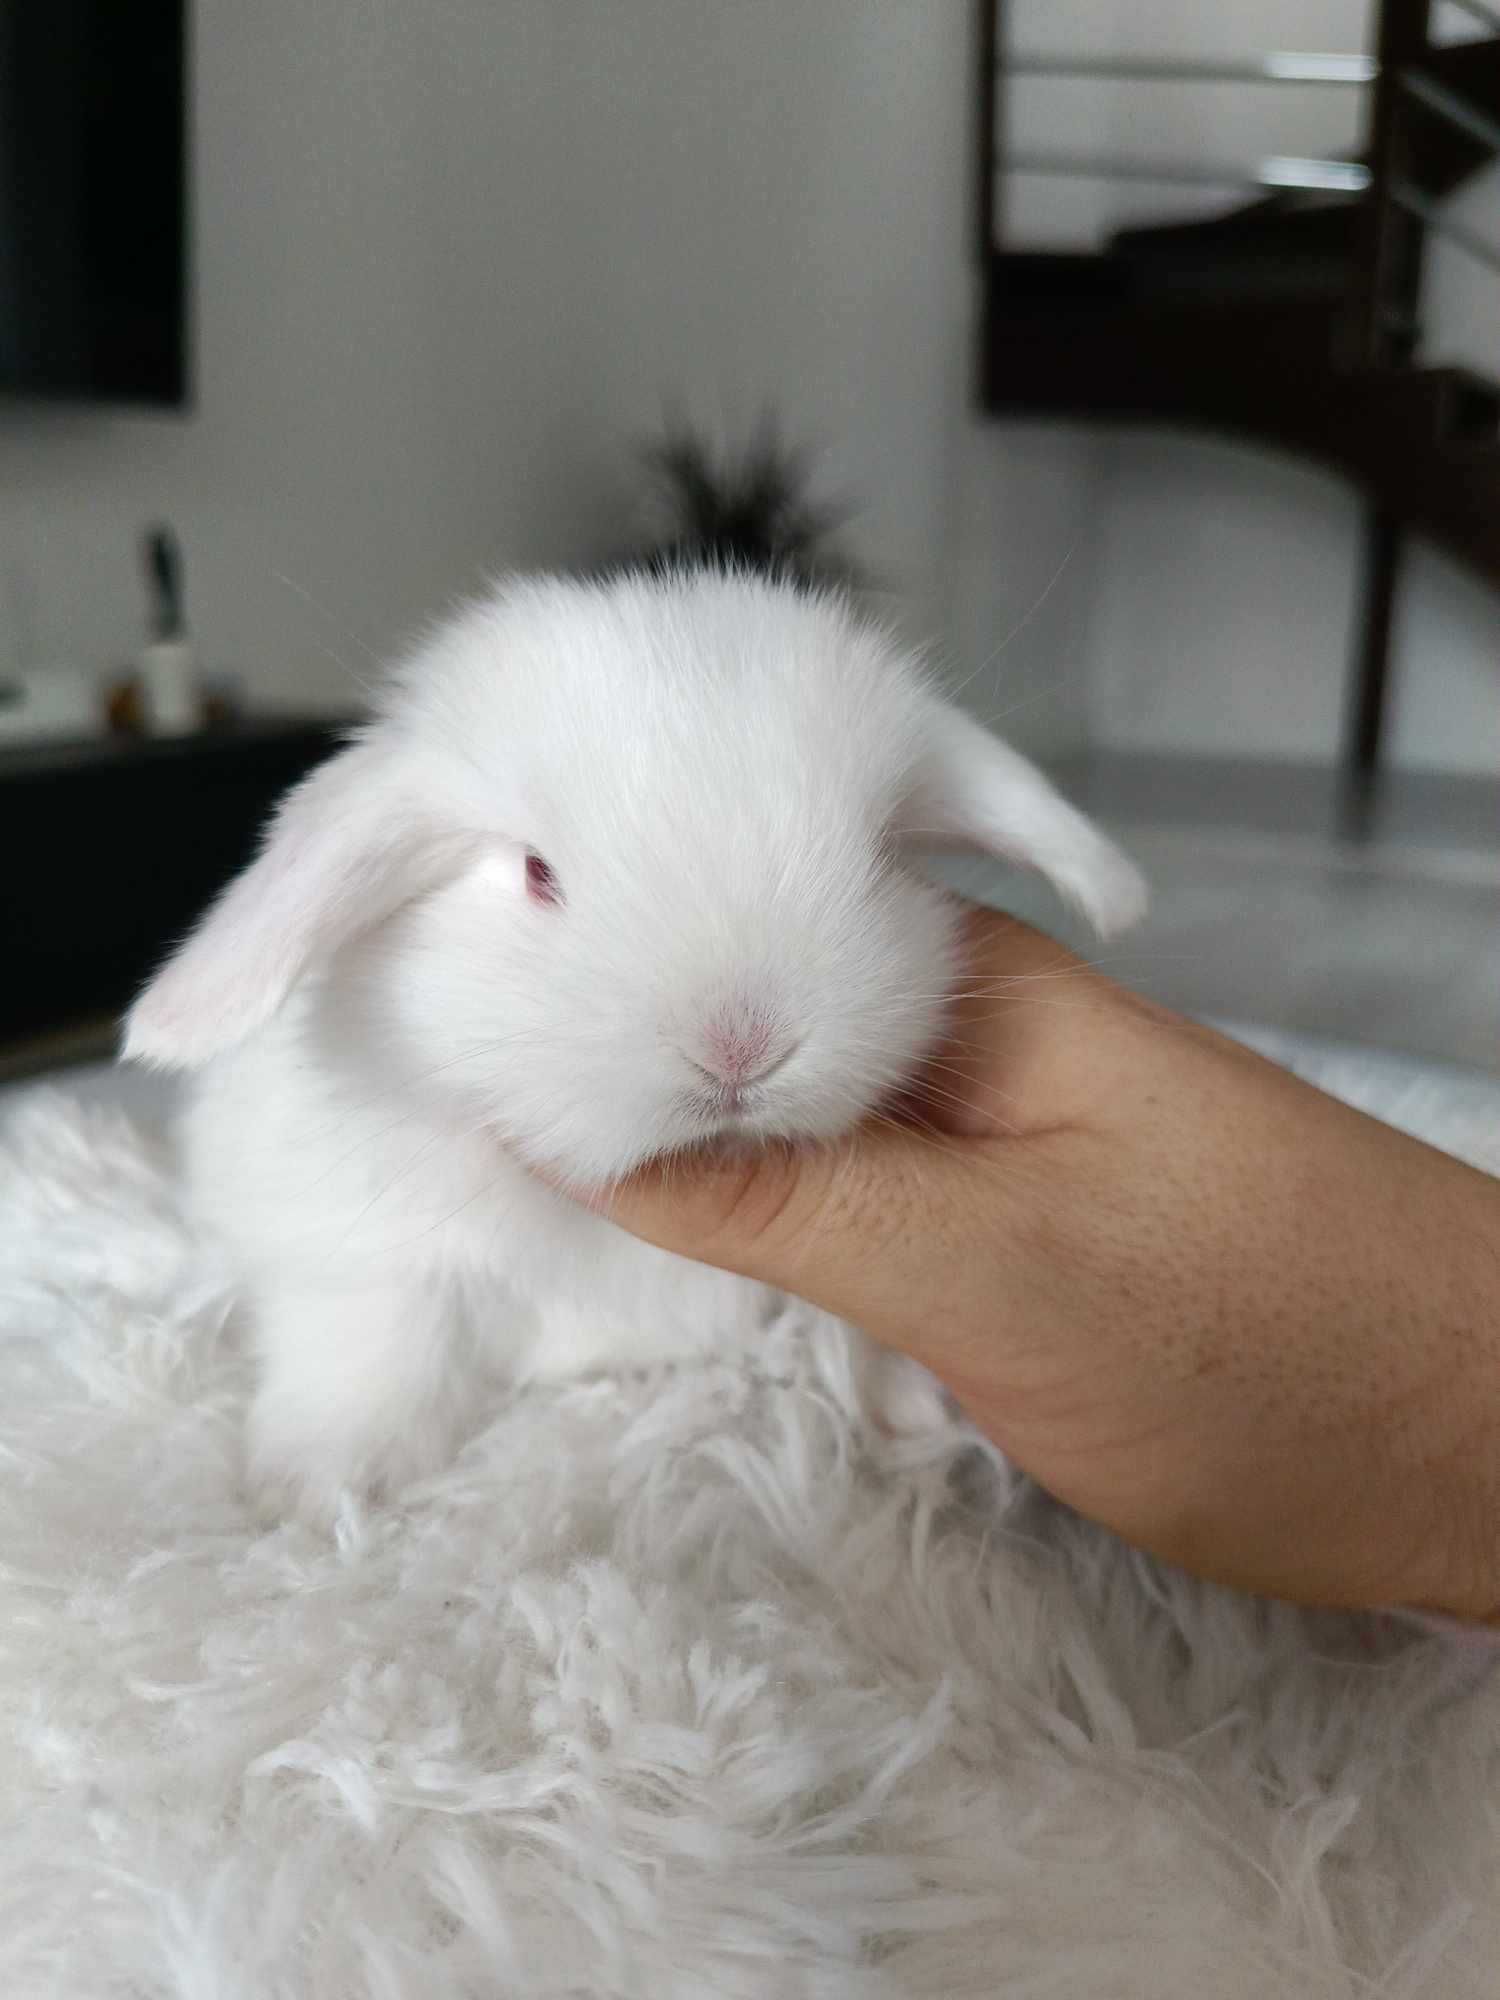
<box><xmin>1005</xmin><ymin>152</ymin><xmax>1372</xmax><ymax>195</ymax></box>
<box><xmin>1007</xmin><ymin>53</ymin><xmax>1377</xmax><ymax>86</ymax></box>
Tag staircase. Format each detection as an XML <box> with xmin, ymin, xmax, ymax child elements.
<box><xmin>977</xmin><ymin>0</ymin><xmax>1500</xmax><ymax>799</ymax></box>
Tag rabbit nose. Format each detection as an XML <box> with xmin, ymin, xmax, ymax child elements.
<box><xmin>692</xmin><ymin>1018</ymin><xmax>798</xmax><ymax>1090</ymax></box>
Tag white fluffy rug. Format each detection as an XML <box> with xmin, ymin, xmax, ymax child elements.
<box><xmin>3</xmin><ymin>1039</ymin><xmax>1500</xmax><ymax>1999</ymax></box>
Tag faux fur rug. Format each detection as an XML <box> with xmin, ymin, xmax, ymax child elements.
<box><xmin>3</xmin><ymin>1039</ymin><xmax>1500</xmax><ymax>1999</ymax></box>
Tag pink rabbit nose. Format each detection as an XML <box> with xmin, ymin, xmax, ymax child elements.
<box><xmin>692</xmin><ymin>1018</ymin><xmax>797</xmax><ymax>1091</ymax></box>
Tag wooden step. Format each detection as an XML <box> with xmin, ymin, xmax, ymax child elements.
<box><xmin>980</xmin><ymin>298</ymin><xmax>1500</xmax><ymax>588</ymax></box>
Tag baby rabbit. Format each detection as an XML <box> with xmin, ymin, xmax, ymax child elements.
<box><xmin>126</xmin><ymin>569</ymin><xmax>1145</xmax><ymax>1524</ymax></box>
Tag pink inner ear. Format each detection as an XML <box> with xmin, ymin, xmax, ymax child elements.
<box><xmin>525</xmin><ymin>852</ymin><xmax>561</xmax><ymax>907</ymax></box>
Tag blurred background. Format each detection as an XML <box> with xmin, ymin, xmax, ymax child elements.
<box><xmin>1</xmin><ymin>0</ymin><xmax>1496</xmax><ymax>1093</ymax></box>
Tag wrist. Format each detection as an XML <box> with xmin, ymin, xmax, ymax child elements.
<box><xmin>1404</xmin><ymin>1444</ymin><xmax>1500</xmax><ymax>1629</ymax></box>
<box><xmin>1387</xmin><ymin>1291</ymin><xmax>1500</xmax><ymax>1627</ymax></box>
<box><xmin>1275</xmin><ymin>1096</ymin><xmax>1500</xmax><ymax>1625</ymax></box>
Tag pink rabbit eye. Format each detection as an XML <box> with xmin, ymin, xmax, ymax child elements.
<box><xmin>525</xmin><ymin>851</ymin><xmax>561</xmax><ymax>907</ymax></box>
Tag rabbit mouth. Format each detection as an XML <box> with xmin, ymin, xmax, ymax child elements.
<box><xmin>687</xmin><ymin>1079</ymin><xmax>779</xmax><ymax>1136</ymax></box>
<box><xmin>699</xmin><ymin>1085</ymin><xmax>759</xmax><ymax>1123</ymax></box>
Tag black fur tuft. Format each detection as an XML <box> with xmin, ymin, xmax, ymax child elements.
<box><xmin>625</xmin><ymin>420</ymin><xmax>865</xmax><ymax>591</ymax></box>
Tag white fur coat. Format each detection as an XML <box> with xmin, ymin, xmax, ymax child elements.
<box><xmin>2</xmin><ymin>1036</ymin><xmax>1499</xmax><ymax>1998</ymax></box>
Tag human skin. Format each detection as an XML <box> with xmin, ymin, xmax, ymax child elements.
<box><xmin>568</xmin><ymin>906</ymin><xmax>1500</xmax><ymax>1622</ymax></box>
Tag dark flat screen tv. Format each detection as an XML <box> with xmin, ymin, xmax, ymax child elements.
<box><xmin>0</xmin><ymin>0</ymin><xmax>187</xmax><ymax>406</ymax></box>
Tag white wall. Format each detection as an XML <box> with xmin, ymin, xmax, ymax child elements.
<box><xmin>1086</xmin><ymin>433</ymin><xmax>1357</xmax><ymax>759</ymax></box>
<box><xmin>1080</xmin><ymin>429</ymin><xmax>1500</xmax><ymax>775</ymax></box>
<box><xmin>0</xmin><ymin>0</ymin><xmax>1094</xmax><ymax>757</ymax></box>
<box><xmin>1389</xmin><ymin>541</ymin><xmax>1500</xmax><ymax>771</ymax></box>
<box><xmin>1422</xmin><ymin>163</ymin><xmax>1500</xmax><ymax>385</ymax></box>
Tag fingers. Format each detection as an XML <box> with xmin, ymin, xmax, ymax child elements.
<box><xmin>598</xmin><ymin>1125</ymin><xmax>956</xmax><ymax>1329</ymax></box>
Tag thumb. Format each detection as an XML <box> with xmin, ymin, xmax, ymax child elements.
<box><xmin>577</xmin><ymin>1125</ymin><xmax>1002</xmax><ymax>1341</ymax></box>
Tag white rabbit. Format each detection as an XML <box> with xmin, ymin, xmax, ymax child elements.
<box><xmin>125</xmin><ymin>569</ymin><xmax>1145</xmax><ymax>1525</ymax></box>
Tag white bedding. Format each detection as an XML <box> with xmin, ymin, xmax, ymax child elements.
<box><xmin>1</xmin><ymin>1029</ymin><xmax>1497</xmax><ymax>1998</ymax></box>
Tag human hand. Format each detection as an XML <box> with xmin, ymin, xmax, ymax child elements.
<box><xmin>565</xmin><ymin>907</ymin><xmax>1500</xmax><ymax>1620</ymax></box>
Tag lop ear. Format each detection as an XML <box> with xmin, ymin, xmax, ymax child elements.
<box><xmin>906</xmin><ymin>703</ymin><xmax>1147</xmax><ymax>937</ymax></box>
<box><xmin>123</xmin><ymin>738</ymin><xmax>475</xmax><ymax>1070</ymax></box>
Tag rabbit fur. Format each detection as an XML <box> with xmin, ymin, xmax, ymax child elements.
<box><xmin>125</xmin><ymin>570</ymin><xmax>1145</xmax><ymax>1523</ymax></box>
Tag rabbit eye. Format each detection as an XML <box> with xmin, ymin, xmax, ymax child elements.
<box><xmin>525</xmin><ymin>851</ymin><xmax>562</xmax><ymax>908</ymax></box>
